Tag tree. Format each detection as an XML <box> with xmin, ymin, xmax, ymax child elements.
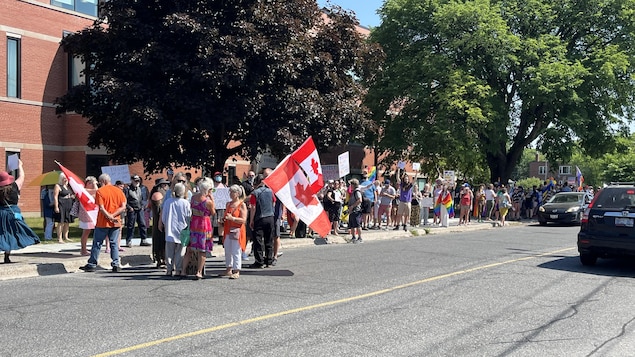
<box><xmin>57</xmin><ymin>0</ymin><xmax>383</xmax><ymax>174</ymax></box>
<box><xmin>365</xmin><ymin>0</ymin><xmax>635</xmax><ymax>184</ymax></box>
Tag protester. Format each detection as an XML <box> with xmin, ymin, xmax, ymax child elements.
<box><xmin>160</xmin><ymin>182</ymin><xmax>191</xmax><ymax>277</ymax></box>
<box><xmin>248</xmin><ymin>174</ymin><xmax>276</xmax><ymax>268</ymax></box>
<box><xmin>124</xmin><ymin>174</ymin><xmax>150</xmax><ymax>247</ymax></box>
<box><xmin>347</xmin><ymin>178</ymin><xmax>363</xmax><ymax>243</ymax></box>
<box><xmin>79</xmin><ymin>173</ymin><xmax>127</xmax><ymax>272</ymax></box>
<box><xmin>325</xmin><ymin>180</ymin><xmax>342</xmax><ymax>236</ymax></box>
<box><xmin>434</xmin><ymin>184</ymin><xmax>454</xmax><ymax>228</ymax></box>
<box><xmin>458</xmin><ymin>183</ymin><xmax>473</xmax><ymax>225</ymax></box>
<box><xmin>394</xmin><ymin>173</ymin><xmax>414</xmax><ymax>231</ymax></box>
<box><xmin>53</xmin><ymin>173</ymin><xmax>75</xmax><ymax>243</ymax></box>
<box><xmin>78</xmin><ymin>176</ymin><xmax>98</xmax><ymax>256</ymax></box>
<box><xmin>150</xmin><ymin>178</ymin><xmax>170</xmax><ymax>267</ymax></box>
<box><xmin>221</xmin><ymin>185</ymin><xmax>247</xmax><ymax>279</ymax></box>
<box><xmin>410</xmin><ymin>186</ymin><xmax>422</xmax><ymax>227</ymax></box>
<box><xmin>377</xmin><ymin>180</ymin><xmax>395</xmax><ymax>229</ymax></box>
<box><xmin>41</xmin><ymin>185</ymin><xmax>54</xmax><ymax>240</ymax></box>
<box><xmin>497</xmin><ymin>187</ymin><xmax>513</xmax><ymax>227</ymax></box>
<box><xmin>0</xmin><ymin>160</ymin><xmax>40</xmax><ymax>263</ymax></box>
<box><xmin>180</xmin><ymin>177</ymin><xmax>215</xmax><ymax>280</ymax></box>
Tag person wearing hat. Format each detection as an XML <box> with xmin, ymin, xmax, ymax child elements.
<box><xmin>124</xmin><ymin>175</ymin><xmax>150</xmax><ymax>247</ymax></box>
<box><xmin>458</xmin><ymin>183</ymin><xmax>473</xmax><ymax>225</ymax></box>
<box><xmin>150</xmin><ymin>178</ymin><xmax>171</xmax><ymax>267</ymax></box>
<box><xmin>0</xmin><ymin>160</ymin><xmax>40</xmax><ymax>263</ymax></box>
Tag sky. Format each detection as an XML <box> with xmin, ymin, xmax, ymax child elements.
<box><xmin>317</xmin><ymin>0</ymin><xmax>383</xmax><ymax>28</ymax></box>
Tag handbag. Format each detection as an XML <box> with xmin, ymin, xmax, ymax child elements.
<box><xmin>70</xmin><ymin>200</ymin><xmax>80</xmax><ymax>217</ymax></box>
<box><xmin>4</xmin><ymin>200</ymin><xmax>22</xmax><ymax>220</ymax></box>
<box><xmin>179</xmin><ymin>226</ymin><xmax>190</xmax><ymax>246</ymax></box>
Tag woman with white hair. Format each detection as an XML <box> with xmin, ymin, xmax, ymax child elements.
<box><xmin>53</xmin><ymin>173</ymin><xmax>75</xmax><ymax>243</ymax></box>
<box><xmin>221</xmin><ymin>184</ymin><xmax>247</xmax><ymax>279</ymax></box>
<box><xmin>180</xmin><ymin>177</ymin><xmax>215</xmax><ymax>280</ymax></box>
<box><xmin>160</xmin><ymin>183</ymin><xmax>191</xmax><ymax>277</ymax></box>
<box><xmin>78</xmin><ymin>176</ymin><xmax>98</xmax><ymax>256</ymax></box>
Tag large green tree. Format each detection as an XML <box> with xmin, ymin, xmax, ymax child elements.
<box><xmin>57</xmin><ymin>0</ymin><xmax>382</xmax><ymax>173</ymax></box>
<box><xmin>365</xmin><ymin>0</ymin><xmax>635</xmax><ymax>183</ymax></box>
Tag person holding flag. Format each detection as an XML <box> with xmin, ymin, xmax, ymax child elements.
<box><xmin>78</xmin><ymin>176</ymin><xmax>98</xmax><ymax>256</ymax></box>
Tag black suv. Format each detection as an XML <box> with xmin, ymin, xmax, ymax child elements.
<box><xmin>578</xmin><ymin>184</ymin><xmax>635</xmax><ymax>265</ymax></box>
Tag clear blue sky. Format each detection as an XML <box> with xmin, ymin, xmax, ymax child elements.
<box><xmin>317</xmin><ymin>0</ymin><xmax>383</xmax><ymax>28</ymax></box>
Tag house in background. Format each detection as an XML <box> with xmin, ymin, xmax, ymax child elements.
<box><xmin>528</xmin><ymin>154</ymin><xmax>577</xmax><ymax>186</ymax></box>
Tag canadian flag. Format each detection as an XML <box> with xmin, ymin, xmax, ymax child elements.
<box><xmin>56</xmin><ymin>162</ymin><xmax>98</xmax><ymax>226</ymax></box>
<box><xmin>264</xmin><ymin>155</ymin><xmax>331</xmax><ymax>238</ymax></box>
<box><xmin>290</xmin><ymin>136</ymin><xmax>324</xmax><ymax>194</ymax></box>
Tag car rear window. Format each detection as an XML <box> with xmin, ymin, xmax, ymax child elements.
<box><xmin>593</xmin><ymin>188</ymin><xmax>635</xmax><ymax>208</ymax></box>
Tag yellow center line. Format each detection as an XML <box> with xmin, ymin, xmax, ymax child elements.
<box><xmin>94</xmin><ymin>247</ymin><xmax>576</xmax><ymax>357</ymax></box>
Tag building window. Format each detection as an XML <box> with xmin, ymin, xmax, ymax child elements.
<box><xmin>538</xmin><ymin>166</ymin><xmax>547</xmax><ymax>175</ymax></box>
<box><xmin>86</xmin><ymin>154</ymin><xmax>110</xmax><ymax>178</ymax></box>
<box><xmin>7</xmin><ymin>36</ymin><xmax>21</xmax><ymax>98</ymax></box>
<box><xmin>51</xmin><ymin>0</ymin><xmax>98</xmax><ymax>17</ymax></box>
<box><xmin>559</xmin><ymin>166</ymin><xmax>571</xmax><ymax>175</ymax></box>
<box><xmin>69</xmin><ymin>54</ymin><xmax>86</xmax><ymax>87</ymax></box>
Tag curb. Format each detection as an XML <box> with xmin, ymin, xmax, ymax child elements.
<box><xmin>0</xmin><ymin>220</ymin><xmax>524</xmax><ymax>280</ymax></box>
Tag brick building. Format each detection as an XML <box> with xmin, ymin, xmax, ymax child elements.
<box><xmin>1</xmin><ymin>1</ymin><xmax>389</xmax><ymax>216</ymax></box>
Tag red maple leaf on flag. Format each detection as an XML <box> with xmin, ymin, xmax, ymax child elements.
<box><xmin>310</xmin><ymin>158</ymin><xmax>319</xmax><ymax>175</ymax></box>
<box><xmin>294</xmin><ymin>181</ymin><xmax>319</xmax><ymax>207</ymax></box>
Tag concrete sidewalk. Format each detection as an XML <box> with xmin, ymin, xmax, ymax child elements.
<box><xmin>0</xmin><ymin>218</ymin><xmax>517</xmax><ymax>280</ymax></box>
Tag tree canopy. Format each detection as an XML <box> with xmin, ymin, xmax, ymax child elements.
<box><xmin>366</xmin><ymin>0</ymin><xmax>635</xmax><ymax>183</ymax></box>
<box><xmin>57</xmin><ymin>0</ymin><xmax>383</xmax><ymax>174</ymax></box>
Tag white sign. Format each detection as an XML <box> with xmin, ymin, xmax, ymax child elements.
<box><xmin>7</xmin><ymin>154</ymin><xmax>19</xmax><ymax>172</ymax></box>
<box><xmin>443</xmin><ymin>170</ymin><xmax>455</xmax><ymax>184</ymax></box>
<box><xmin>212</xmin><ymin>187</ymin><xmax>231</xmax><ymax>208</ymax></box>
<box><xmin>337</xmin><ymin>151</ymin><xmax>350</xmax><ymax>178</ymax></box>
<box><xmin>398</xmin><ymin>161</ymin><xmax>406</xmax><ymax>170</ymax></box>
<box><xmin>421</xmin><ymin>197</ymin><xmax>434</xmax><ymax>208</ymax></box>
<box><xmin>412</xmin><ymin>162</ymin><xmax>420</xmax><ymax>171</ymax></box>
<box><xmin>101</xmin><ymin>165</ymin><xmax>131</xmax><ymax>184</ymax></box>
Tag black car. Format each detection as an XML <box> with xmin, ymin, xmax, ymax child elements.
<box><xmin>537</xmin><ymin>192</ymin><xmax>592</xmax><ymax>225</ymax></box>
<box><xmin>577</xmin><ymin>184</ymin><xmax>635</xmax><ymax>265</ymax></box>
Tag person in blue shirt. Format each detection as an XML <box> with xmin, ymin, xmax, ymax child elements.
<box><xmin>359</xmin><ymin>174</ymin><xmax>376</xmax><ymax>230</ymax></box>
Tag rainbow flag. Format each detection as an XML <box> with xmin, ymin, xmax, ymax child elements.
<box><xmin>367</xmin><ymin>166</ymin><xmax>377</xmax><ymax>181</ymax></box>
<box><xmin>433</xmin><ymin>191</ymin><xmax>454</xmax><ymax>217</ymax></box>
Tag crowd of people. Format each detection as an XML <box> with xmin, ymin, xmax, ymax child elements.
<box><xmin>319</xmin><ymin>173</ymin><xmax>596</xmax><ymax>238</ymax></box>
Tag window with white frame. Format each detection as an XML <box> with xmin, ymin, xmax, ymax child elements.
<box><xmin>559</xmin><ymin>166</ymin><xmax>571</xmax><ymax>175</ymax></box>
<box><xmin>51</xmin><ymin>0</ymin><xmax>98</xmax><ymax>17</ymax></box>
<box><xmin>538</xmin><ymin>166</ymin><xmax>547</xmax><ymax>175</ymax></box>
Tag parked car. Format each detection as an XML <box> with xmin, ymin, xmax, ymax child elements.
<box><xmin>537</xmin><ymin>192</ymin><xmax>592</xmax><ymax>225</ymax></box>
<box><xmin>577</xmin><ymin>184</ymin><xmax>635</xmax><ymax>266</ymax></box>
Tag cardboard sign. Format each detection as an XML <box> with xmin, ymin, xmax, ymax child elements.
<box><xmin>101</xmin><ymin>165</ymin><xmax>131</xmax><ymax>184</ymax></box>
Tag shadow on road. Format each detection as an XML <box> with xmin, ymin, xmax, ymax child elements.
<box><xmin>538</xmin><ymin>255</ymin><xmax>635</xmax><ymax>278</ymax></box>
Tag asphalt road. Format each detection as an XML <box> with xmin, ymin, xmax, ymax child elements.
<box><xmin>2</xmin><ymin>224</ymin><xmax>635</xmax><ymax>357</ymax></box>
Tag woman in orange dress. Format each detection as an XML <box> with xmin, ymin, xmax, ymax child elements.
<box><xmin>221</xmin><ymin>185</ymin><xmax>247</xmax><ymax>279</ymax></box>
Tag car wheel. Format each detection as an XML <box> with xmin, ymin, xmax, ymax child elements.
<box><xmin>539</xmin><ymin>221</ymin><xmax>547</xmax><ymax>226</ymax></box>
<box><xmin>580</xmin><ymin>253</ymin><xmax>597</xmax><ymax>266</ymax></box>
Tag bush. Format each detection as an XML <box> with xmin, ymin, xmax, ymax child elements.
<box><xmin>515</xmin><ymin>177</ymin><xmax>543</xmax><ymax>189</ymax></box>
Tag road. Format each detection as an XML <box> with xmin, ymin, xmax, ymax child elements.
<box><xmin>2</xmin><ymin>224</ymin><xmax>635</xmax><ymax>356</ymax></box>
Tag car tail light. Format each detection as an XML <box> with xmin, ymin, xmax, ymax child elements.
<box><xmin>581</xmin><ymin>194</ymin><xmax>600</xmax><ymax>223</ymax></box>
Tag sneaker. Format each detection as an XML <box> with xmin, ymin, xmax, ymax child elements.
<box><xmin>277</xmin><ymin>252</ymin><xmax>283</xmax><ymax>258</ymax></box>
<box><xmin>112</xmin><ymin>266</ymin><xmax>121</xmax><ymax>273</ymax></box>
<box><xmin>357</xmin><ymin>237</ymin><xmax>363</xmax><ymax>243</ymax></box>
<box><xmin>229</xmin><ymin>272</ymin><xmax>240</xmax><ymax>279</ymax></box>
<box><xmin>352</xmin><ymin>237</ymin><xmax>359</xmax><ymax>244</ymax></box>
<box><xmin>79</xmin><ymin>265</ymin><xmax>96</xmax><ymax>272</ymax></box>
<box><xmin>393</xmin><ymin>226</ymin><xmax>400</xmax><ymax>230</ymax></box>
<box><xmin>139</xmin><ymin>240</ymin><xmax>152</xmax><ymax>246</ymax></box>
<box><xmin>350</xmin><ymin>236</ymin><xmax>357</xmax><ymax>243</ymax></box>
<box><xmin>403</xmin><ymin>224</ymin><xmax>407</xmax><ymax>231</ymax></box>
<box><xmin>126</xmin><ymin>241</ymin><xmax>133</xmax><ymax>248</ymax></box>
<box><xmin>270</xmin><ymin>259</ymin><xmax>277</xmax><ymax>267</ymax></box>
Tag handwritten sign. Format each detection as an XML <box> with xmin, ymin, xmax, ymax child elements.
<box><xmin>322</xmin><ymin>165</ymin><xmax>339</xmax><ymax>181</ymax></box>
<box><xmin>338</xmin><ymin>151</ymin><xmax>350</xmax><ymax>178</ymax></box>
<box><xmin>101</xmin><ymin>165</ymin><xmax>131</xmax><ymax>184</ymax></box>
<box><xmin>212</xmin><ymin>187</ymin><xmax>231</xmax><ymax>208</ymax></box>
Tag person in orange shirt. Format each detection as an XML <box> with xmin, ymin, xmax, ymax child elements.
<box><xmin>80</xmin><ymin>173</ymin><xmax>127</xmax><ymax>273</ymax></box>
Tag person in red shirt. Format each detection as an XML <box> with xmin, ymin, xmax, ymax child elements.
<box><xmin>80</xmin><ymin>173</ymin><xmax>127</xmax><ymax>272</ymax></box>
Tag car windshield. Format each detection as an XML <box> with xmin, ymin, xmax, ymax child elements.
<box><xmin>548</xmin><ymin>194</ymin><xmax>583</xmax><ymax>204</ymax></box>
<box><xmin>593</xmin><ymin>187</ymin><xmax>635</xmax><ymax>208</ymax></box>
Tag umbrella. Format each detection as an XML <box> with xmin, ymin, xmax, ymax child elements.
<box><xmin>29</xmin><ymin>170</ymin><xmax>62</xmax><ymax>186</ymax></box>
